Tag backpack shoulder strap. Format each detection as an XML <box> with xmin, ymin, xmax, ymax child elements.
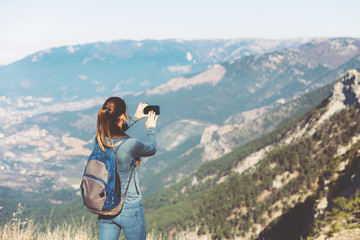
<box><xmin>113</xmin><ymin>136</ymin><xmax>131</xmax><ymax>148</ymax></box>
<box><xmin>109</xmin><ymin>137</ymin><xmax>139</xmax><ymax>199</ymax></box>
<box><xmin>107</xmin><ymin>136</ymin><xmax>130</xmax><ymax>196</ymax></box>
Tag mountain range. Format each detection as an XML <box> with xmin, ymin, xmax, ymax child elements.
<box><xmin>129</xmin><ymin>37</ymin><xmax>360</xmax><ymax>193</ymax></box>
<box><xmin>1</xmin><ymin>38</ymin><xmax>360</xmax><ymax>196</ymax></box>
<box><xmin>0</xmin><ymin>38</ymin><xmax>310</xmax><ymax>100</ymax></box>
<box><xmin>0</xmin><ymin>38</ymin><xmax>360</xmax><ymax>239</ymax></box>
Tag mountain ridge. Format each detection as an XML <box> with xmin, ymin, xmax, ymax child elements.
<box><xmin>143</xmin><ymin>69</ymin><xmax>360</xmax><ymax>239</ymax></box>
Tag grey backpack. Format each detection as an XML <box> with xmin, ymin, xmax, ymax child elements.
<box><xmin>80</xmin><ymin>137</ymin><xmax>136</xmax><ymax>215</ymax></box>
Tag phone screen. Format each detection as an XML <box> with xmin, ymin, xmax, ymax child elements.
<box><xmin>143</xmin><ymin>105</ymin><xmax>160</xmax><ymax>115</ymax></box>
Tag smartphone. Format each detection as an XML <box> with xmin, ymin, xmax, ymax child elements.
<box><xmin>143</xmin><ymin>105</ymin><xmax>160</xmax><ymax>115</ymax></box>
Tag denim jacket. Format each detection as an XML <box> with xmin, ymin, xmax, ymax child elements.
<box><xmin>108</xmin><ymin>116</ymin><xmax>157</xmax><ymax>204</ymax></box>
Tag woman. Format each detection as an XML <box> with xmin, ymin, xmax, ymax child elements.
<box><xmin>96</xmin><ymin>97</ymin><xmax>158</xmax><ymax>240</ymax></box>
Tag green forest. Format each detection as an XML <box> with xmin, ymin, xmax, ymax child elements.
<box><xmin>143</xmin><ymin>103</ymin><xmax>360</xmax><ymax>239</ymax></box>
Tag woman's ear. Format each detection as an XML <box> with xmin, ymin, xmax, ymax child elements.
<box><xmin>118</xmin><ymin>114</ymin><xmax>127</xmax><ymax>128</ymax></box>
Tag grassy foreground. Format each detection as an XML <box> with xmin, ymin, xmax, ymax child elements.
<box><xmin>0</xmin><ymin>203</ymin><xmax>95</xmax><ymax>240</ymax></box>
<box><xmin>0</xmin><ymin>203</ymin><xmax>192</xmax><ymax>240</ymax></box>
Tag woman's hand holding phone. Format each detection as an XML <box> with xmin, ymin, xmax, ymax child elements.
<box><xmin>134</xmin><ymin>102</ymin><xmax>149</xmax><ymax>120</ymax></box>
<box><xmin>146</xmin><ymin>111</ymin><xmax>158</xmax><ymax>128</ymax></box>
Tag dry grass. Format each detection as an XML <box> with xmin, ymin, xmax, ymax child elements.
<box><xmin>0</xmin><ymin>220</ymin><xmax>191</xmax><ymax>240</ymax></box>
<box><xmin>0</xmin><ymin>203</ymin><xmax>191</xmax><ymax>240</ymax></box>
<box><xmin>0</xmin><ymin>203</ymin><xmax>95</xmax><ymax>240</ymax></box>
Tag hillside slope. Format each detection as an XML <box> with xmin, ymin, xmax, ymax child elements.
<box><xmin>143</xmin><ymin>69</ymin><xmax>360</xmax><ymax>239</ymax></box>
<box><xmin>140</xmin><ymin>83</ymin><xmax>333</xmax><ymax>194</ymax></box>
<box><xmin>135</xmin><ymin>38</ymin><xmax>360</xmax><ymax>194</ymax></box>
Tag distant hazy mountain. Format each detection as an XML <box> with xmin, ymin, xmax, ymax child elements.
<box><xmin>0</xmin><ymin>39</ymin><xmax>310</xmax><ymax>100</ymax></box>
<box><xmin>1</xmin><ymin>38</ymin><xmax>360</xmax><ymax>196</ymax></box>
<box><xmin>129</xmin><ymin>38</ymin><xmax>360</xmax><ymax>125</ymax></box>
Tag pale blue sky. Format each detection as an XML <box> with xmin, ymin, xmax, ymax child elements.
<box><xmin>0</xmin><ymin>0</ymin><xmax>359</xmax><ymax>65</ymax></box>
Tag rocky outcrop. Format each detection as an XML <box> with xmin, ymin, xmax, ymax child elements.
<box><xmin>200</xmin><ymin>124</ymin><xmax>240</xmax><ymax>161</ymax></box>
<box><xmin>316</xmin><ymin>69</ymin><xmax>360</xmax><ymax>130</ymax></box>
<box><xmin>329</xmin><ymin>69</ymin><xmax>360</xmax><ymax>106</ymax></box>
<box><xmin>335</xmin><ymin>69</ymin><xmax>360</xmax><ymax>105</ymax></box>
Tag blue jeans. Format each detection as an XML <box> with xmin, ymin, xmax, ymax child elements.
<box><xmin>98</xmin><ymin>200</ymin><xmax>146</xmax><ymax>240</ymax></box>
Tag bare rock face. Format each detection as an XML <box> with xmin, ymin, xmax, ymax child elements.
<box><xmin>328</xmin><ymin>69</ymin><xmax>360</xmax><ymax>114</ymax></box>
<box><xmin>338</xmin><ymin>69</ymin><xmax>360</xmax><ymax>106</ymax></box>
<box><xmin>200</xmin><ymin>124</ymin><xmax>239</xmax><ymax>161</ymax></box>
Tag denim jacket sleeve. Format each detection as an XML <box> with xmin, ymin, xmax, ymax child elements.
<box><xmin>131</xmin><ymin>127</ymin><xmax>157</xmax><ymax>157</ymax></box>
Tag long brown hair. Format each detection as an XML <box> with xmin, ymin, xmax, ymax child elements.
<box><xmin>96</xmin><ymin>97</ymin><xmax>127</xmax><ymax>152</ymax></box>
